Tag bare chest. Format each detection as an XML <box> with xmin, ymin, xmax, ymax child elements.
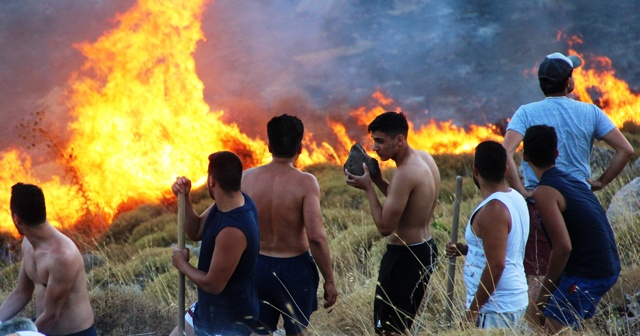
<box><xmin>23</xmin><ymin>251</ymin><xmax>50</xmax><ymax>287</ymax></box>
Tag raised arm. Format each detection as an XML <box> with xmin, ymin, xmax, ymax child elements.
<box><xmin>588</xmin><ymin>128</ymin><xmax>634</xmax><ymax>191</ymax></box>
<box><xmin>303</xmin><ymin>175</ymin><xmax>337</xmax><ymax>308</ymax></box>
<box><xmin>502</xmin><ymin>130</ymin><xmax>532</xmax><ymax>198</ymax></box>
<box><xmin>172</xmin><ymin>176</ymin><xmax>208</xmax><ymax>241</ymax></box>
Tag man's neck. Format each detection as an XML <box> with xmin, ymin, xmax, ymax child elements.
<box><xmin>215</xmin><ymin>191</ymin><xmax>246</xmax><ymax>212</ymax></box>
<box><xmin>392</xmin><ymin>145</ymin><xmax>411</xmax><ymax>166</ymax></box>
<box><xmin>24</xmin><ymin>221</ymin><xmax>55</xmax><ymax>247</ymax></box>
<box><xmin>480</xmin><ymin>182</ymin><xmax>510</xmax><ymax>199</ymax></box>
<box><xmin>531</xmin><ymin>164</ymin><xmax>554</xmax><ymax>180</ymax></box>
<box><xmin>270</xmin><ymin>156</ymin><xmax>295</xmax><ymax>166</ymax></box>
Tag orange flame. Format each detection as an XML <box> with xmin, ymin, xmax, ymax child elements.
<box><xmin>0</xmin><ymin>7</ymin><xmax>638</xmax><ymax>238</ymax></box>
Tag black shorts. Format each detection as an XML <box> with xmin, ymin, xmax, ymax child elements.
<box><xmin>374</xmin><ymin>239</ymin><xmax>438</xmax><ymax>334</ymax></box>
<box><xmin>52</xmin><ymin>325</ymin><xmax>98</xmax><ymax>336</ymax></box>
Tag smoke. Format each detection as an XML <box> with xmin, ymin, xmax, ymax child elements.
<box><xmin>1</xmin><ymin>0</ymin><xmax>639</xmax><ymax>152</ymax></box>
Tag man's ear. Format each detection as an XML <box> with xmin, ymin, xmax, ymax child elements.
<box><xmin>297</xmin><ymin>143</ymin><xmax>303</xmax><ymax>155</ymax></box>
<box><xmin>555</xmin><ymin>149</ymin><xmax>559</xmax><ymax>159</ymax></box>
<box><xmin>523</xmin><ymin>152</ymin><xmax>529</xmax><ymax>163</ymax></box>
<box><xmin>267</xmin><ymin>143</ymin><xmax>273</xmax><ymax>154</ymax></box>
<box><xmin>396</xmin><ymin>134</ymin><xmax>406</xmax><ymax>146</ymax></box>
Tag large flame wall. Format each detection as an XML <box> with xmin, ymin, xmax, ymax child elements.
<box><xmin>0</xmin><ymin>1</ymin><xmax>638</xmax><ymax>236</ymax></box>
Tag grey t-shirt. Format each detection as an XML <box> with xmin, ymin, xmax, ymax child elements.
<box><xmin>507</xmin><ymin>96</ymin><xmax>616</xmax><ymax>189</ymax></box>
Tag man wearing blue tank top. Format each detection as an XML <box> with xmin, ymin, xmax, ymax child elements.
<box><xmin>523</xmin><ymin>125</ymin><xmax>620</xmax><ymax>333</ymax></box>
<box><xmin>446</xmin><ymin>141</ymin><xmax>530</xmax><ymax>329</ymax></box>
<box><xmin>171</xmin><ymin>151</ymin><xmax>261</xmax><ymax>336</ymax></box>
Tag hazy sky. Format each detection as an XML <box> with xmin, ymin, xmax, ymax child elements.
<box><xmin>1</xmin><ymin>0</ymin><xmax>639</xmax><ymax>151</ymax></box>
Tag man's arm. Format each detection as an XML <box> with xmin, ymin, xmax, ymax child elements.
<box><xmin>0</xmin><ymin>261</ymin><xmax>34</xmax><ymax>321</ymax></box>
<box><xmin>502</xmin><ymin>130</ymin><xmax>532</xmax><ymax>198</ymax></box>
<box><xmin>173</xmin><ymin>227</ymin><xmax>247</xmax><ymax>294</ymax></box>
<box><xmin>466</xmin><ymin>201</ymin><xmax>510</xmax><ymax>321</ymax></box>
<box><xmin>302</xmin><ymin>175</ymin><xmax>337</xmax><ymax>308</ymax></box>
<box><xmin>33</xmin><ymin>253</ymin><xmax>77</xmax><ymax>333</ymax></box>
<box><xmin>533</xmin><ymin>186</ymin><xmax>571</xmax><ymax>311</ymax></box>
<box><xmin>588</xmin><ymin>128</ymin><xmax>634</xmax><ymax>191</ymax></box>
<box><xmin>345</xmin><ymin>164</ymin><xmax>409</xmax><ymax>236</ymax></box>
<box><xmin>372</xmin><ymin>171</ymin><xmax>389</xmax><ymax>196</ymax></box>
<box><xmin>172</xmin><ymin>176</ymin><xmax>207</xmax><ymax>241</ymax></box>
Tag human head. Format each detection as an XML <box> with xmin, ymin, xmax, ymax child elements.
<box><xmin>473</xmin><ymin>141</ymin><xmax>507</xmax><ymax>185</ymax></box>
<box><xmin>367</xmin><ymin>111</ymin><xmax>409</xmax><ymax>138</ymax></box>
<box><xmin>538</xmin><ymin>52</ymin><xmax>582</xmax><ymax>95</ymax></box>
<box><xmin>523</xmin><ymin>125</ymin><xmax>558</xmax><ymax>168</ymax></box>
<box><xmin>267</xmin><ymin>114</ymin><xmax>304</xmax><ymax>158</ymax></box>
<box><xmin>0</xmin><ymin>316</ymin><xmax>38</xmax><ymax>334</ymax></box>
<box><xmin>207</xmin><ymin>151</ymin><xmax>243</xmax><ymax>193</ymax></box>
<box><xmin>10</xmin><ymin>183</ymin><xmax>46</xmax><ymax>227</ymax></box>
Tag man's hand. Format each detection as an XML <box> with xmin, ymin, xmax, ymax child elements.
<box><xmin>172</xmin><ymin>176</ymin><xmax>192</xmax><ymax>197</ymax></box>
<box><xmin>462</xmin><ymin>310</ymin><xmax>478</xmax><ymax>326</ymax></box>
<box><xmin>445</xmin><ymin>242</ymin><xmax>467</xmax><ymax>258</ymax></box>
<box><xmin>323</xmin><ymin>281</ymin><xmax>338</xmax><ymax>309</ymax></box>
<box><xmin>345</xmin><ymin>163</ymin><xmax>373</xmax><ymax>191</ymax></box>
<box><xmin>586</xmin><ymin>178</ymin><xmax>605</xmax><ymax>191</ymax></box>
<box><xmin>172</xmin><ymin>246</ymin><xmax>190</xmax><ymax>271</ymax></box>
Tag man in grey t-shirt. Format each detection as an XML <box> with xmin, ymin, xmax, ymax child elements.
<box><xmin>502</xmin><ymin>52</ymin><xmax>633</xmax><ymax>325</ymax></box>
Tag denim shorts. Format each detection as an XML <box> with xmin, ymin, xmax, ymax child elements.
<box><xmin>544</xmin><ymin>272</ymin><xmax>619</xmax><ymax>329</ymax></box>
<box><xmin>476</xmin><ymin>308</ymin><xmax>526</xmax><ymax>330</ymax></box>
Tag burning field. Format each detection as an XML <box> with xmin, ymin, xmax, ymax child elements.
<box><xmin>0</xmin><ymin>0</ymin><xmax>639</xmax><ymax>236</ymax></box>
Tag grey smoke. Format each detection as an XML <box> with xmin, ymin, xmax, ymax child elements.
<box><xmin>1</xmin><ymin>0</ymin><xmax>639</xmax><ymax>155</ymax></box>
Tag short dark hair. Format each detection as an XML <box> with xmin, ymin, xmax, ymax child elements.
<box><xmin>474</xmin><ymin>141</ymin><xmax>507</xmax><ymax>183</ymax></box>
<box><xmin>208</xmin><ymin>151</ymin><xmax>243</xmax><ymax>192</ymax></box>
<box><xmin>523</xmin><ymin>125</ymin><xmax>557</xmax><ymax>168</ymax></box>
<box><xmin>368</xmin><ymin>112</ymin><xmax>409</xmax><ymax>138</ymax></box>
<box><xmin>10</xmin><ymin>183</ymin><xmax>47</xmax><ymax>226</ymax></box>
<box><xmin>267</xmin><ymin>114</ymin><xmax>304</xmax><ymax>158</ymax></box>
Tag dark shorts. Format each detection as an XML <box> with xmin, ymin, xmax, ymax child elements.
<box><xmin>544</xmin><ymin>272</ymin><xmax>619</xmax><ymax>330</ymax></box>
<box><xmin>524</xmin><ymin>200</ymin><xmax>551</xmax><ymax>276</ymax></box>
<box><xmin>374</xmin><ymin>239</ymin><xmax>438</xmax><ymax>334</ymax></box>
<box><xmin>254</xmin><ymin>252</ymin><xmax>319</xmax><ymax>335</ymax></box>
<box><xmin>51</xmin><ymin>325</ymin><xmax>98</xmax><ymax>336</ymax></box>
<box><xmin>193</xmin><ymin>303</ymin><xmax>257</xmax><ymax>336</ymax></box>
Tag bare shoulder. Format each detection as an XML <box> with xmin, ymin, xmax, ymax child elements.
<box><xmin>51</xmin><ymin>234</ymin><xmax>83</xmax><ymax>268</ymax></box>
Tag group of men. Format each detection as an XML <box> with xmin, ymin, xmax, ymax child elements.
<box><xmin>0</xmin><ymin>51</ymin><xmax>634</xmax><ymax>336</ymax></box>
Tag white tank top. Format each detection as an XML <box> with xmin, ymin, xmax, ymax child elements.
<box><xmin>463</xmin><ymin>189</ymin><xmax>530</xmax><ymax>313</ymax></box>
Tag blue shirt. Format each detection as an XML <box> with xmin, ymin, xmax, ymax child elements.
<box><xmin>538</xmin><ymin>167</ymin><xmax>620</xmax><ymax>278</ymax></box>
<box><xmin>507</xmin><ymin>96</ymin><xmax>616</xmax><ymax>189</ymax></box>
<box><xmin>196</xmin><ymin>192</ymin><xmax>260</xmax><ymax>331</ymax></box>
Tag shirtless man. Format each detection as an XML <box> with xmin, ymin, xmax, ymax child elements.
<box><xmin>242</xmin><ymin>114</ymin><xmax>337</xmax><ymax>336</ymax></box>
<box><xmin>0</xmin><ymin>183</ymin><xmax>96</xmax><ymax>336</ymax></box>
<box><xmin>345</xmin><ymin>111</ymin><xmax>440</xmax><ymax>335</ymax></box>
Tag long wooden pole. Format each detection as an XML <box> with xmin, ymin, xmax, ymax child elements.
<box><xmin>445</xmin><ymin>176</ymin><xmax>463</xmax><ymax>325</ymax></box>
<box><xmin>177</xmin><ymin>193</ymin><xmax>186</xmax><ymax>335</ymax></box>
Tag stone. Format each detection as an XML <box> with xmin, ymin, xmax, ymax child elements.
<box><xmin>344</xmin><ymin>143</ymin><xmax>379</xmax><ymax>178</ymax></box>
<box><xmin>607</xmin><ymin>176</ymin><xmax>640</xmax><ymax>231</ymax></box>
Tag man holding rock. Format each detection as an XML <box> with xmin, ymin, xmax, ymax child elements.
<box><xmin>345</xmin><ymin>111</ymin><xmax>440</xmax><ymax>335</ymax></box>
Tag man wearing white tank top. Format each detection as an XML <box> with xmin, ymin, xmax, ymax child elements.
<box><xmin>447</xmin><ymin>141</ymin><xmax>529</xmax><ymax>329</ymax></box>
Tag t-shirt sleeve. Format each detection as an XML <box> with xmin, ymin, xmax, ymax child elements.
<box><xmin>506</xmin><ymin>106</ymin><xmax>527</xmax><ymax>136</ymax></box>
<box><xmin>593</xmin><ymin>106</ymin><xmax>617</xmax><ymax>140</ymax></box>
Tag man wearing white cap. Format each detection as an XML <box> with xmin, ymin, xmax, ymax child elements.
<box><xmin>502</xmin><ymin>52</ymin><xmax>633</xmax><ymax>325</ymax></box>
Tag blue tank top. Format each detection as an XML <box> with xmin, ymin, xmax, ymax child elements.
<box><xmin>538</xmin><ymin>167</ymin><xmax>620</xmax><ymax>278</ymax></box>
<box><xmin>197</xmin><ymin>192</ymin><xmax>260</xmax><ymax>323</ymax></box>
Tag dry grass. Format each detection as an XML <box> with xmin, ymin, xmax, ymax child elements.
<box><xmin>0</xmin><ymin>155</ymin><xmax>638</xmax><ymax>335</ymax></box>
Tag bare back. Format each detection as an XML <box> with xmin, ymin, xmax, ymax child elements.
<box><xmin>242</xmin><ymin>161</ymin><xmax>320</xmax><ymax>257</ymax></box>
<box><xmin>22</xmin><ymin>230</ymin><xmax>94</xmax><ymax>334</ymax></box>
<box><xmin>387</xmin><ymin>149</ymin><xmax>440</xmax><ymax>245</ymax></box>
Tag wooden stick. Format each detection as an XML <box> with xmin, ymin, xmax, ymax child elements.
<box><xmin>177</xmin><ymin>193</ymin><xmax>186</xmax><ymax>335</ymax></box>
<box><xmin>445</xmin><ymin>176</ymin><xmax>463</xmax><ymax>325</ymax></box>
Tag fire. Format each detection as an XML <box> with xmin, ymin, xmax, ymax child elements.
<box><xmin>0</xmin><ymin>2</ymin><xmax>637</xmax><ymax>239</ymax></box>
<box><xmin>569</xmin><ymin>50</ymin><xmax>640</xmax><ymax>127</ymax></box>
